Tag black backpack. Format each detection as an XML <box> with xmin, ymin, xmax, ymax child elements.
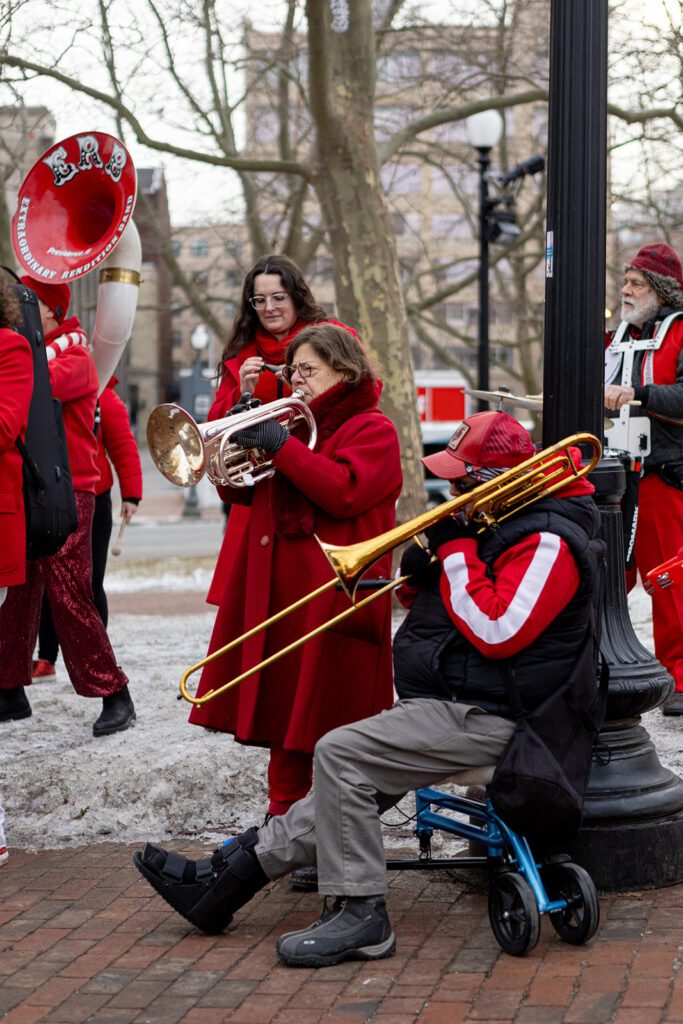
<box><xmin>488</xmin><ymin>553</ymin><xmax>608</xmax><ymax>843</ymax></box>
<box><xmin>8</xmin><ymin>273</ymin><xmax>78</xmax><ymax>560</ymax></box>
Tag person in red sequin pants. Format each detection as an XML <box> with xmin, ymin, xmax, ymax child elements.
<box><xmin>0</xmin><ymin>278</ymin><xmax>135</xmax><ymax>737</ymax></box>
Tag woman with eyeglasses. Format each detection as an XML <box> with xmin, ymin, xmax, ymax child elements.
<box><xmin>210</xmin><ymin>253</ymin><xmax>357</xmax><ymax>418</ymax></box>
<box><xmin>190</xmin><ymin>324</ymin><xmax>402</xmax><ymax>836</ymax></box>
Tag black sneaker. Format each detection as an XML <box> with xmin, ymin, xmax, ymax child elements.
<box><xmin>0</xmin><ymin>686</ymin><xmax>32</xmax><ymax>722</ymax></box>
<box><xmin>93</xmin><ymin>685</ymin><xmax>136</xmax><ymax>736</ymax></box>
<box><xmin>276</xmin><ymin>895</ymin><xmax>396</xmax><ymax>968</ymax></box>
<box><xmin>132</xmin><ymin>827</ymin><xmax>268</xmax><ymax>934</ymax></box>
<box><xmin>663</xmin><ymin>692</ymin><xmax>683</xmax><ymax>716</ymax></box>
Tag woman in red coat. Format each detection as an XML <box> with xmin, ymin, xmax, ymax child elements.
<box><xmin>210</xmin><ymin>253</ymin><xmax>356</xmax><ymax>419</ymax></box>
<box><xmin>0</xmin><ymin>279</ymin><xmax>32</xmax><ymax>596</ymax></box>
<box><xmin>190</xmin><ymin>324</ymin><xmax>402</xmax><ymax>818</ymax></box>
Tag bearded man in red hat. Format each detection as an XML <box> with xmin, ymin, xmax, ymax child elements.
<box><xmin>604</xmin><ymin>242</ymin><xmax>683</xmax><ymax>716</ymax></box>
<box><xmin>0</xmin><ymin>276</ymin><xmax>135</xmax><ymax>737</ymax></box>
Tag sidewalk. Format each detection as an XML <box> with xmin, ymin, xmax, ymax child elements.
<box><xmin>2</xmin><ymin>841</ymin><xmax>683</xmax><ymax>1024</ymax></box>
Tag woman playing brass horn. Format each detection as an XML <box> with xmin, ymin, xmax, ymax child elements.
<box><xmin>190</xmin><ymin>324</ymin><xmax>402</xmax><ymax>824</ymax></box>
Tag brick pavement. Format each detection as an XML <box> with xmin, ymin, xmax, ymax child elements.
<box><xmin>3</xmin><ymin>842</ymin><xmax>683</xmax><ymax>1023</ymax></box>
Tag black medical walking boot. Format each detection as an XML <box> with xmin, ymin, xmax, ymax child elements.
<box><xmin>93</xmin><ymin>685</ymin><xmax>136</xmax><ymax>736</ymax></box>
<box><xmin>276</xmin><ymin>895</ymin><xmax>396</xmax><ymax>968</ymax></box>
<box><xmin>0</xmin><ymin>686</ymin><xmax>32</xmax><ymax>722</ymax></box>
<box><xmin>133</xmin><ymin>827</ymin><xmax>268</xmax><ymax>935</ymax></box>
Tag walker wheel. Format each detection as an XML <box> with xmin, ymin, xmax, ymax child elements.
<box><xmin>542</xmin><ymin>862</ymin><xmax>600</xmax><ymax>945</ymax></box>
<box><xmin>488</xmin><ymin>871</ymin><xmax>540</xmax><ymax>956</ymax></box>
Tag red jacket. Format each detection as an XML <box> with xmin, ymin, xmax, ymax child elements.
<box><xmin>46</xmin><ymin>319</ymin><xmax>99</xmax><ymax>493</ymax></box>
<box><xmin>95</xmin><ymin>380</ymin><xmax>143</xmax><ymax>500</ymax></box>
<box><xmin>189</xmin><ymin>375</ymin><xmax>402</xmax><ymax>753</ymax></box>
<box><xmin>0</xmin><ymin>328</ymin><xmax>33</xmax><ymax>587</ymax></box>
<box><xmin>209</xmin><ymin>319</ymin><xmax>358</xmax><ymax>419</ymax></box>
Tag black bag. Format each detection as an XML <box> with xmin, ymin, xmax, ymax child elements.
<box><xmin>8</xmin><ymin>273</ymin><xmax>78</xmax><ymax>560</ymax></box>
<box><xmin>489</xmin><ymin>604</ymin><xmax>608</xmax><ymax>843</ymax></box>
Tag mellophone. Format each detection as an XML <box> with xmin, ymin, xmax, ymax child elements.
<box><xmin>645</xmin><ymin>549</ymin><xmax>683</xmax><ymax>594</ymax></box>
<box><xmin>144</xmin><ymin>395</ymin><xmax>602</xmax><ymax>708</ymax></box>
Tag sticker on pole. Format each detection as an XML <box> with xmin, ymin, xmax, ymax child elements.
<box><xmin>545</xmin><ymin>231</ymin><xmax>554</xmax><ymax>278</ymax></box>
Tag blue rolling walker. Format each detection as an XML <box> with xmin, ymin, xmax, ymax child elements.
<box><xmin>385</xmin><ymin>767</ymin><xmax>600</xmax><ymax>957</ymax></box>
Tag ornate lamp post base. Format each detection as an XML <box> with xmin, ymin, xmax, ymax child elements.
<box><xmin>566</xmin><ymin>458</ymin><xmax>683</xmax><ymax>889</ymax></box>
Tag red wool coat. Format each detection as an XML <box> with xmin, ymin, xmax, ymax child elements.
<box><xmin>95</xmin><ymin>380</ymin><xmax>143</xmax><ymax>500</ymax></box>
<box><xmin>45</xmin><ymin>320</ymin><xmax>99</xmax><ymax>493</ymax></box>
<box><xmin>189</xmin><ymin>376</ymin><xmax>402</xmax><ymax>753</ymax></box>
<box><xmin>0</xmin><ymin>328</ymin><xmax>33</xmax><ymax>587</ymax></box>
<box><xmin>209</xmin><ymin>319</ymin><xmax>358</xmax><ymax>419</ymax></box>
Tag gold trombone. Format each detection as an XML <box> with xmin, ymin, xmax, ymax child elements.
<box><xmin>179</xmin><ymin>432</ymin><xmax>602</xmax><ymax>706</ymax></box>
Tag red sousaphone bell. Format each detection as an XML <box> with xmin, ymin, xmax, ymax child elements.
<box><xmin>11</xmin><ymin>132</ymin><xmax>142</xmax><ymax>392</ymax></box>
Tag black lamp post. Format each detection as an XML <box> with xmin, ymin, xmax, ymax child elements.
<box><xmin>467</xmin><ymin>111</ymin><xmax>503</xmax><ymax>411</ymax></box>
<box><xmin>542</xmin><ymin>0</ymin><xmax>683</xmax><ymax>888</ymax></box>
<box><xmin>180</xmin><ymin>324</ymin><xmax>212</xmax><ymax>518</ymax></box>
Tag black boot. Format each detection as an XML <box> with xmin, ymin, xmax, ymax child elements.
<box><xmin>0</xmin><ymin>686</ymin><xmax>32</xmax><ymax>722</ymax></box>
<box><xmin>276</xmin><ymin>895</ymin><xmax>395</xmax><ymax>968</ymax></box>
<box><xmin>93</xmin><ymin>684</ymin><xmax>136</xmax><ymax>736</ymax></box>
<box><xmin>132</xmin><ymin>827</ymin><xmax>268</xmax><ymax>934</ymax></box>
<box><xmin>289</xmin><ymin>866</ymin><xmax>319</xmax><ymax>892</ymax></box>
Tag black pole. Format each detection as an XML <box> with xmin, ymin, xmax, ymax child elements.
<box><xmin>477</xmin><ymin>148</ymin><xmax>491</xmax><ymax>411</ymax></box>
<box><xmin>543</xmin><ymin>0</ymin><xmax>683</xmax><ymax>889</ymax></box>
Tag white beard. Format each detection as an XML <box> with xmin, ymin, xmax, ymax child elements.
<box><xmin>621</xmin><ymin>292</ymin><xmax>660</xmax><ymax>326</ymax></box>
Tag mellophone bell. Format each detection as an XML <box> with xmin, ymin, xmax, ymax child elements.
<box><xmin>11</xmin><ymin>131</ymin><xmax>142</xmax><ymax>393</ymax></box>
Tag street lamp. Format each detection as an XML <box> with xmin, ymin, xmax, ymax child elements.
<box><xmin>182</xmin><ymin>324</ymin><xmax>212</xmax><ymax>518</ymax></box>
<box><xmin>467</xmin><ymin>111</ymin><xmax>503</xmax><ymax>409</ymax></box>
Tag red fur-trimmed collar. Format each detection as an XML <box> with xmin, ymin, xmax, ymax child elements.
<box><xmin>273</xmin><ymin>374</ymin><xmax>382</xmax><ymax>538</ymax></box>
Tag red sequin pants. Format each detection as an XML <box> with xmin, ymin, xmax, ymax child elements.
<box><xmin>0</xmin><ymin>491</ymin><xmax>127</xmax><ymax>697</ymax></box>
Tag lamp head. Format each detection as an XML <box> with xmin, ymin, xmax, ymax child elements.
<box><xmin>466</xmin><ymin>109</ymin><xmax>504</xmax><ymax>150</ymax></box>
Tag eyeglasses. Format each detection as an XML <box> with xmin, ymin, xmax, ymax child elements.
<box><xmin>282</xmin><ymin>361</ymin><xmax>318</xmax><ymax>384</ymax></box>
<box><xmin>249</xmin><ymin>292</ymin><xmax>289</xmax><ymax>309</ymax></box>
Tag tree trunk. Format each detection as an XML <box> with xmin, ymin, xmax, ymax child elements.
<box><xmin>306</xmin><ymin>0</ymin><xmax>424</xmax><ymax>522</ymax></box>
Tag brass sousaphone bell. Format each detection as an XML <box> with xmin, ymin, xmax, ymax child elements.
<box><xmin>11</xmin><ymin>131</ymin><xmax>142</xmax><ymax>395</ymax></box>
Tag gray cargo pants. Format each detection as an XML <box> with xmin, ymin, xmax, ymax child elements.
<box><xmin>254</xmin><ymin>697</ymin><xmax>515</xmax><ymax>897</ymax></box>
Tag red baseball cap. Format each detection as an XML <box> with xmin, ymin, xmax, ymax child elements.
<box><xmin>422</xmin><ymin>411</ymin><xmax>535</xmax><ymax>480</ymax></box>
<box><xmin>21</xmin><ymin>276</ymin><xmax>71</xmax><ymax>324</ymax></box>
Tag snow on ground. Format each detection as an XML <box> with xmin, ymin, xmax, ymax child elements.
<box><xmin>1</xmin><ymin>561</ymin><xmax>680</xmax><ymax>852</ymax></box>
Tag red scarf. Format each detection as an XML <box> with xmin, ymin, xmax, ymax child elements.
<box><xmin>254</xmin><ymin>321</ymin><xmax>306</xmax><ymax>362</ymax></box>
<box><xmin>272</xmin><ymin>374</ymin><xmax>382</xmax><ymax>538</ymax></box>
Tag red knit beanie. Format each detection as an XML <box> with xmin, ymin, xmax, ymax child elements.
<box><xmin>629</xmin><ymin>243</ymin><xmax>683</xmax><ymax>288</ymax></box>
<box><xmin>21</xmin><ymin>276</ymin><xmax>71</xmax><ymax>324</ymax></box>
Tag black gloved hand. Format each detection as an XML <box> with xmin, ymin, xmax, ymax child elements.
<box><xmin>229</xmin><ymin>393</ymin><xmax>261</xmax><ymax>416</ymax></box>
<box><xmin>399</xmin><ymin>542</ymin><xmax>438</xmax><ymax>589</ymax></box>
<box><xmin>233</xmin><ymin>419</ymin><xmax>290</xmax><ymax>453</ymax></box>
<box><xmin>425</xmin><ymin>516</ymin><xmax>476</xmax><ymax>554</ymax></box>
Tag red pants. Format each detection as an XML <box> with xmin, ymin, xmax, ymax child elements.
<box><xmin>632</xmin><ymin>473</ymin><xmax>683</xmax><ymax>690</ymax></box>
<box><xmin>0</xmin><ymin>491</ymin><xmax>127</xmax><ymax>698</ymax></box>
<box><xmin>267</xmin><ymin>745</ymin><xmax>313</xmax><ymax>816</ymax></box>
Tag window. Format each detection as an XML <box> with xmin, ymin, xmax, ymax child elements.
<box><xmin>390</xmin><ymin>212</ymin><xmax>422</xmax><ymax>237</ymax></box>
<box><xmin>171</xmin><ymin>238</ymin><xmax>181</xmax><ymax>257</ymax></box>
<box><xmin>431</xmin><ymin>213</ymin><xmax>470</xmax><ymax>240</ymax></box>
<box><xmin>225</xmin><ymin>269</ymin><xmax>241</xmax><ymax>288</ymax></box>
<box><xmin>170</xmin><ymin>329</ymin><xmax>182</xmax><ymax>349</ymax></box>
<box><xmin>224</xmin><ymin>239</ymin><xmax>243</xmax><ymax>259</ymax></box>
<box><xmin>224</xmin><ymin>300</ymin><xmax>237</xmax><ymax>318</ymax></box>
<box><xmin>190</xmin><ymin>238</ymin><xmax>209</xmax><ymax>258</ymax></box>
<box><xmin>377</xmin><ymin>50</ymin><xmax>422</xmax><ymax>83</ymax></box>
<box><xmin>381</xmin><ymin>163</ymin><xmax>421</xmax><ymax>195</ymax></box>
<box><xmin>193</xmin><ymin>270</ymin><xmax>209</xmax><ymax>290</ymax></box>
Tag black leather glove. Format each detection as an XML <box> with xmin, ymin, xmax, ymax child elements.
<box><xmin>425</xmin><ymin>516</ymin><xmax>476</xmax><ymax>554</ymax></box>
<box><xmin>233</xmin><ymin>420</ymin><xmax>290</xmax><ymax>453</ymax></box>
<box><xmin>399</xmin><ymin>542</ymin><xmax>438</xmax><ymax>589</ymax></box>
<box><xmin>229</xmin><ymin>393</ymin><xmax>261</xmax><ymax>416</ymax></box>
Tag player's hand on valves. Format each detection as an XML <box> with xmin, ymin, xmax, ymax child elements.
<box><xmin>604</xmin><ymin>384</ymin><xmax>635</xmax><ymax>411</ymax></box>
<box><xmin>233</xmin><ymin>420</ymin><xmax>290</xmax><ymax>454</ymax></box>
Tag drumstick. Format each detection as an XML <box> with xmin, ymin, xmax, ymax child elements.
<box><xmin>111</xmin><ymin>518</ymin><xmax>128</xmax><ymax>557</ymax></box>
